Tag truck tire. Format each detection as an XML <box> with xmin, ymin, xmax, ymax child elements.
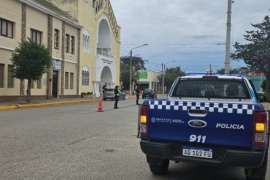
<box><xmin>245</xmin><ymin>152</ymin><xmax>268</xmax><ymax>180</ymax></box>
<box><xmin>148</xmin><ymin>159</ymin><xmax>169</xmax><ymax>175</ymax></box>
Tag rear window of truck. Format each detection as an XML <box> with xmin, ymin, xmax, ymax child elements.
<box><xmin>171</xmin><ymin>79</ymin><xmax>251</xmax><ymax>99</ymax></box>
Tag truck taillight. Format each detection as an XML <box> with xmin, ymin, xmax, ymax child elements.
<box><xmin>140</xmin><ymin>106</ymin><xmax>149</xmax><ymax>137</ymax></box>
<box><xmin>254</xmin><ymin>111</ymin><xmax>268</xmax><ymax>147</ymax></box>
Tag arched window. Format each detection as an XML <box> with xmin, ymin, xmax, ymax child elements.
<box><xmin>82</xmin><ymin>66</ymin><xmax>90</xmax><ymax>86</ymax></box>
<box><xmin>83</xmin><ymin>30</ymin><xmax>90</xmax><ymax>52</ymax></box>
<box><xmin>86</xmin><ymin>36</ymin><xmax>90</xmax><ymax>51</ymax></box>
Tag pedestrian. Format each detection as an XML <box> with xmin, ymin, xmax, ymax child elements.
<box><xmin>135</xmin><ymin>86</ymin><xmax>140</xmax><ymax>105</ymax></box>
<box><xmin>103</xmin><ymin>84</ymin><xmax>107</xmax><ymax>94</ymax></box>
<box><xmin>114</xmin><ymin>85</ymin><xmax>120</xmax><ymax>109</ymax></box>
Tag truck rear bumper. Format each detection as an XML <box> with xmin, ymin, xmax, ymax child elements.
<box><xmin>140</xmin><ymin>140</ymin><xmax>267</xmax><ymax>168</ymax></box>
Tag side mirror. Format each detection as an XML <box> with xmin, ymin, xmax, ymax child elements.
<box><xmin>257</xmin><ymin>94</ymin><xmax>267</xmax><ymax>103</ymax></box>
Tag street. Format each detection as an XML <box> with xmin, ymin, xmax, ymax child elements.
<box><xmin>0</xmin><ymin>98</ymin><xmax>269</xmax><ymax>180</ymax></box>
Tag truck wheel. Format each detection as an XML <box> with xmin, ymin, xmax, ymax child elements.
<box><xmin>149</xmin><ymin>159</ymin><xmax>169</xmax><ymax>175</ymax></box>
<box><xmin>245</xmin><ymin>152</ymin><xmax>268</xmax><ymax>180</ymax></box>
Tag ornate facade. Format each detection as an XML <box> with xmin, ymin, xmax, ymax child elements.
<box><xmin>48</xmin><ymin>0</ymin><xmax>121</xmax><ymax>97</ymax></box>
<box><xmin>0</xmin><ymin>0</ymin><xmax>120</xmax><ymax>101</ymax></box>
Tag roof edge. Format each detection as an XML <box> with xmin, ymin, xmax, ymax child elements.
<box><xmin>20</xmin><ymin>0</ymin><xmax>83</xmax><ymax>29</ymax></box>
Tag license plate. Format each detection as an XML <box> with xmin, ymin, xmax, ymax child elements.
<box><xmin>182</xmin><ymin>146</ymin><xmax>212</xmax><ymax>159</ymax></box>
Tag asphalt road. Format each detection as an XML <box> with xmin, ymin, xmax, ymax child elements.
<box><xmin>0</xmin><ymin>98</ymin><xmax>269</xmax><ymax>180</ymax></box>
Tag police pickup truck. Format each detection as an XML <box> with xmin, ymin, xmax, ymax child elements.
<box><xmin>139</xmin><ymin>74</ymin><xmax>269</xmax><ymax>180</ymax></box>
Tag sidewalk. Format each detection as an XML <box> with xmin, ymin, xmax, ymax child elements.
<box><xmin>0</xmin><ymin>95</ymin><xmax>136</xmax><ymax>111</ymax></box>
<box><xmin>0</xmin><ymin>97</ymin><xmax>97</xmax><ymax>111</ymax></box>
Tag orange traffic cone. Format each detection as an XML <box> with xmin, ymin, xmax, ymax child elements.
<box><xmin>97</xmin><ymin>98</ymin><xmax>103</xmax><ymax>112</ymax></box>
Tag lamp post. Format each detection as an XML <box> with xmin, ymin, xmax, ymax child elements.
<box><xmin>129</xmin><ymin>44</ymin><xmax>148</xmax><ymax>95</ymax></box>
<box><xmin>162</xmin><ymin>60</ymin><xmax>175</xmax><ymax>94</ymax></box>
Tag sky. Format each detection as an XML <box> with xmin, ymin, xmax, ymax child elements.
<box><xmin>110</xmin><ymin>0</ymin><xmax>270</xmax><ymax>73</ymax></box>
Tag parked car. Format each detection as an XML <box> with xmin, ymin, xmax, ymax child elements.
<box><xmin>103</xmin><ymin>88</ymin><xmax>126</xmax><ymax>101</ymax></box>
<box><xmin>142</xmin><ymin>88</ymin><xmax>157</xmax><ymax>99</ymax></box>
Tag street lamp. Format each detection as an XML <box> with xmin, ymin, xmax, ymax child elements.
<box><xmin>162</xmin><ymin>60</ymin><xmax>175</xmax><ymax>94</ymax></box>
<box><xmin>129</xmin><ymin>44</ymin><xmax>148</xmax><ymax>95</ymax></box>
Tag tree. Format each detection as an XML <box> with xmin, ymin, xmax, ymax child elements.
<box><xmin>10</xmin><ymin>39</ymin><xmax>52</xmax><ymax>102</ymax></box>
<box><xmin>216</xmin><ymin>67</ymin><xmax>242</xmax><ymax>74</ymax></box>
<box><xmin>164</xmin><ymin>66</ymin><xmax>185</xmax><ymax>91</ymax></box>
<box><xmin>230</xmin><ymin>14</ymin><xmax>270</xmax><ymax>93</ymax></box>
<box><xmin>120</xmin><ymin>63</ymin><xmax>130</xmax><ymax>90</ymax></box>
<box><xmin>120</xmin><ymin>56</ymin><xmax>146</xmax><ymax>90</ymax></box>
<box><xmin>261</xmin><ymin>79</ymin><xmax>266</xmax><ymax>92</ymax></box>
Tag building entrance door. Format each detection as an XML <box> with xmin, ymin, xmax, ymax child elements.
<box><xmin>52</xmin><ymin>71</ymin><xmax>58</xmax><ymax>98</ymax></box>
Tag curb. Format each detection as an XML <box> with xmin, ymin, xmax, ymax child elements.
<box><xmin>0</xmin><ymin>99</ymin><xmax>98</xmax><ymax>111</ymax></box>
<box><xmin>0</xmin><ymin>105</ymin><xmax>18</xmax><ymax>110</ymax></box>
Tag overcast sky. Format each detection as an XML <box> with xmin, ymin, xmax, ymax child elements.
<box><xmin>110</xmin><ymin>0</ymin><xmax>269</xmax><ymax>73</ymax></box>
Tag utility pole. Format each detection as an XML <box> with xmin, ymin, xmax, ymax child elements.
<box><xmin>129</xmin><ymin>50</ymin><xmax>132</xmax><ymax>95</ymax></box>
<box><xmin>162</xmin><ymin>63</ymin><xmax>164</xmax><ymax>94</ymax></box>
<box><xmin>129</xmin><ymin>44</ymin><xmax>148</xmax><ymax>95</ymax></box>
<box><xmin>224</xmin><ymin>0</ymin><xmax>233</xmax><ymax>73</ymax></box>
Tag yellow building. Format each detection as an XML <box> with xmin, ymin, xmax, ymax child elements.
<box><xmin>138</xmin><ymin>70</ymin><xmax>162</xmax><ymax>92</ymax></box>
<box><xmin>0</xmin><ymin>0</ymin><xmax>120</xmax><ymax>101</ymax></box>
<box><xmin>49</xmin><ymin>0</ymin><xmax>121</xmax><ymax>97</ymax></box>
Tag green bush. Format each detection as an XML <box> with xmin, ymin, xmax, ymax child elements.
<box><xmin>263</xmin><ymin>93</ymin><xmax>270</xmax><ymax>103</ymax></box>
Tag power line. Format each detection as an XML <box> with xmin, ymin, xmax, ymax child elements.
<box><xmin>116</xmin><ymin>2</ymin><xmax>269</xmax><ymax>59</ymax></box>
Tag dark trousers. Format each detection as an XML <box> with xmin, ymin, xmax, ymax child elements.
<box><xmin>114</xmin><ymin>96</ymin><xmax>119</xmax><ymax>108</ymax></box>
<box><xmin>136</xmin><ymin>95</ymin><xmax>139</xmax><ymax>105</ymax></box>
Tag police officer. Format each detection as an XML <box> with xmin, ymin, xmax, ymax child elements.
<box><xmin>135</xmin><ymin>86</ymin><xmax>140</xmax><ymax>105</ymax></box>
<box><xmin>114</xmin><ymin>85</ymin><xmax>120</xmax><ymax>109</ymax></box>
<box><xmin>103</xmin><ymin>84</ymin><xmax>107</xmax><ymax>94</ymax></box>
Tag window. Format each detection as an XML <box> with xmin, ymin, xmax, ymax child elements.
<box><xmin>65</xmin><ymin>72</ymin><xmax>69</xmax><ymax>89</ymax></box>
<box><xmin>87</xmin><ymin>36</ymin><xmax>90</xmax><ymax>51</ymax></box>
<box><xmin>37</xmin><ymin>78</ymin><xmax>42</xmax><ymax>89</ymax></box>
<box><xmin>82</xmin><ymin>67</ymin><xmax>89</xmax><ymax>86</ymax></box>
<box><xmin>7</xmin><ymin>65</ymin><xmax>14</xmax><ymax>88</ymax></box>
<box><xmin>0</xmin><ymin>18</ymin><xmax>13</xmax><ymax>38</ymax></box>
<box><xmin>83</xmin><ymin>31</ymin><xmax>90</xmax><ymax>51</ymax></box>
<box><xmin>71</xmin><ymin>36</ymin><xmax>75</xmax><ymax>54</ymax></box>
<box><xmin>54</xmin><ymin>29</ymin><xmax>59</xmax><ymax>49</ymax></box>
<box><xmin>66</xmin><ymin>34</ymin><xmax>70</xmax><ymax>53</ymax></box>
<box><xmin>0</xmin><ymin>64</ymin><xmax>4</xmax><ymax>88</ymax></box>
<box><xmin>31</xmin><ymin>29</ymin><xmax>42</xmax><ymax>44</ymax></box>
<box><xmin>97</xmin><ymin>48</ymin><xmax>101</xmax><ymax>54</ymax></box>
<box><xmin>70</xmin><ymin>73</ymin><xmax>74</xmax><ymax>89</ymax></box>
<box><xmin>171</xmin><ymin>79</ymin><xmax>251</xmax><ymax>99</ymax></box>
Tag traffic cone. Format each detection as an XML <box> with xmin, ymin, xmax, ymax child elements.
<box><xmin>97</xmin><ymin>98</ymin><xmax>103</xmax><ymax>112</ymax></box>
